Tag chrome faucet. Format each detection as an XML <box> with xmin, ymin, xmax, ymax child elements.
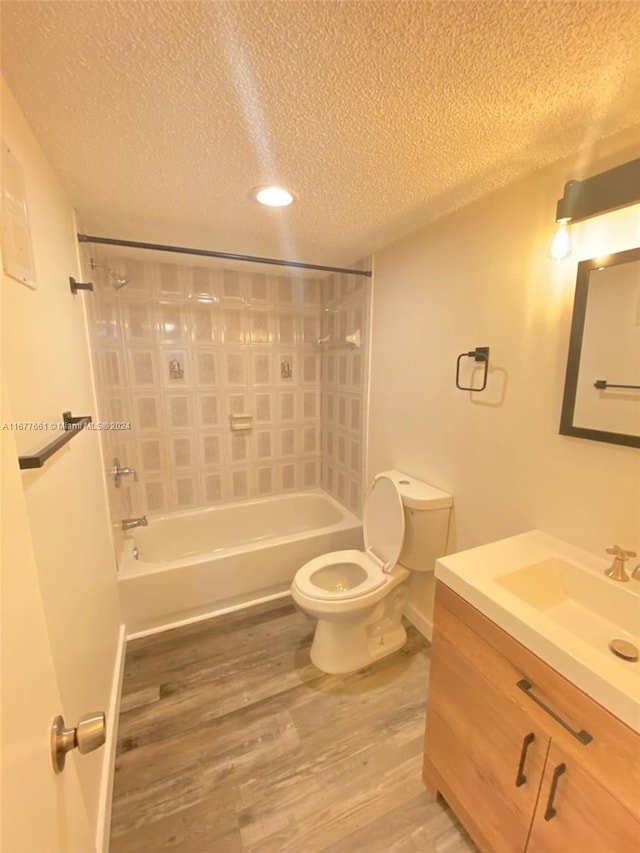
<box><xmin>122</xmin><ymin>516</ymin><xmax>148</xmax><ymax>531</ymax></box>
<box><xmin>113</xmin><ymin>458</ymin><xmax>138</xmax><ymax>488</ymax></box>
<box><xmin>604</xmin><ymin>545</ymin><xmax>636</xmax><ymax>582</ymax></box>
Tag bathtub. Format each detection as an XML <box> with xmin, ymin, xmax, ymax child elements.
<box><xmin>118</xmin><ymin>489</ymin><xmax>363</xmax><ymax>635</ymax></box>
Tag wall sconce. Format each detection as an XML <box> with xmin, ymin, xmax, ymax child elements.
<box><xmin>549</xmin><ymin>157</ymin><xmax>640</xmax><ymax>260</ymax></box>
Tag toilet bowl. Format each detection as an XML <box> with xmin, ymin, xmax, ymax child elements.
<box><xmin>291</xmin><ymin>470</ymin><xmax>453</xmax><ymax>674</ymax></box>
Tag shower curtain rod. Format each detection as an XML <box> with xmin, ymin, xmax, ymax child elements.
<box><xmin>77</xmin><ymin>234</ymin><xmax>372</xmax><ymax>278</ymax></box>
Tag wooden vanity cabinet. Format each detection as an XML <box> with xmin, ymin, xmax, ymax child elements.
<box><xmin>423</xmin><ymin>581</ymin><xmax>640</xmax><ymax>853</ymax></box>
<box><xmin>422</xmin><ymin>593</ymin><xmax>548</xmax><ymax>852</ymax></box>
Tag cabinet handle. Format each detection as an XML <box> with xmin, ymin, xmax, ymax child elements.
<box><xmin>516</xmin><ymin>679</ymin><xmax>593</xmax><ymax>745</ymax></box>
<box><xmin>543</xmin><ymin>762</ymin><xmax>567</xmax><ymax>821</ymax></box>
<box><xmin>515</xmin><ymin>732</ymin><xmax>535</xmax><ymax>787</ymax></box>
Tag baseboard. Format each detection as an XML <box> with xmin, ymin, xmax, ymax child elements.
<box><xmin>404</xmin><ymin>601</ymin><xmax>433</xmax><ymax>642</ymax></box>
<box><xmin>126</xmin><ymin>589</ymin><xmax>292</xmax><ymax>641</ymax></box>
<box><xmin>95</xmin><ymin>623</ymin><xmax>126</xmax><ymax>853</ymax></box>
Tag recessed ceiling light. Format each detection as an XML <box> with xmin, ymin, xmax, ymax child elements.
<box><xmin>253</xmin><ymin>186</ymin><xmax>294</xmax><ymax>207</ymax></box>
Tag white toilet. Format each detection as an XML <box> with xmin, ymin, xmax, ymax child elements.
<box><xmin>291</xmin><ymin>469</ymin><xmax>453</xmax><ymax>674</ymax></box>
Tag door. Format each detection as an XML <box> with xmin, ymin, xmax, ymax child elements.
<box><xmin>1</xmin><ymin>392</ymin><xmax>94</xmax><ymax>852</ymax></box>
<box><xmin>526</xmin><ymin>740</ymin><xmax>640</xmax><ymax>853</ymax></box>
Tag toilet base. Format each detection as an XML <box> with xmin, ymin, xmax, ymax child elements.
<box><xmin>308</xmin><ymin>588</ymin><xmax>408</xmax><ymax>674</ymax></box>
<box><xmin>310</xmin><ymin>618</ymin><xmax>407</xmax><ymax>674</ymax></box>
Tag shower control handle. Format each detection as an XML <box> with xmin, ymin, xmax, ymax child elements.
<box><xmin>113</xmin><ymin>457</ymin><xmax>138</xmax><ymax>487</ymax></box>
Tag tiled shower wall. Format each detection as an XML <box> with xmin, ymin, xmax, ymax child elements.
<box><xmin>86</xmin><ymin>253</ymin><xmax>370</xmax><ymax>533</ymax></box>
<box><xmin>320</xmin><ymin>267</ymin><xmax>371</xmax><ymax>514</ymax></box>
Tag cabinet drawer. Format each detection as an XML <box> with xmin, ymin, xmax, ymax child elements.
<box><xmin>435</xmin><ymin>582</ymin><xmax>640</xmax><ymax>821</ymax></box>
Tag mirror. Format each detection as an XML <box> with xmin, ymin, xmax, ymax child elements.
<box><xmin>560</xmin><ymin>247</ymin><xmax>640</xmax><ymax>448</ymax></box>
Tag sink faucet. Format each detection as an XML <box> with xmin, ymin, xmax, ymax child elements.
<box><xmin>631</xmin><ymin>564</ymin><xmax>640</xmax><ymax>581</ymax></box>
<box><xmin>122</xmin><ymin>516</ymin><xmax>148</xmax><ymax>531</ymax></box>
<box><xmin>604</xmin><ymin>545</ymin><xmax>636</xmax><ymax>582</ymax></box>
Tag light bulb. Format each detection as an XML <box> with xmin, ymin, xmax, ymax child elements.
<box><xmin>549</xmin><ymin>220</ymin><xmax>572</xmax><ymax>261</ymax></box>
<box><xmin>254</xmin><ymin>186</ymin><xmax>294</xmax><ymax>207</ymax></box>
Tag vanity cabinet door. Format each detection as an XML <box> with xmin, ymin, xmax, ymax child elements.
<box><xmin>423</xmin><ymin>587</ymin><xmax>549</xmax><ymax>853</ymax></box>
<box><xmin>526</xmin><ymin>740</ymin><xmax>640</xmax><ymax>853</ymax></box>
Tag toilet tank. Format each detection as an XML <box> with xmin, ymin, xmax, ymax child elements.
<box><xmin>376</xmin><ymin>469</ymin><xmax>453</xmax><ymax>573</ymax></box>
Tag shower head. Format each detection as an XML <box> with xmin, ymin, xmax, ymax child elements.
<box><xmin>90</xmin><ymin>257</ymin><xmax>129</xmax><ymax>289</ymax></box>
<box><xmin>110</xmin><ymin>271</ymin><xmax>129</xmax><ymax>289</ymax></box>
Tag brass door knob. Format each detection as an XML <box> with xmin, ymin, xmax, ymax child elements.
<box><xmin>51</xmin><ymin>712</ymin><xmax>106</xmax><ymax>773</ymax></box>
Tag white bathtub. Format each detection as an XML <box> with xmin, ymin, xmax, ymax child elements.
<box><xmin>118</xmin><ymin>490</ymin><xmax>363</xmax><ymax>635</ymax></box>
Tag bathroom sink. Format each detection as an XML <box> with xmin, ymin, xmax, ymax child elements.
<box><xmin>496</xmin><ymin>556</ymin><xmax>640</xmax><ymax>653</ymax></box>
<box><xmin>435</xmin><ymin>531</ymin><xmax>640</xmax><ymax>732</ymax></box>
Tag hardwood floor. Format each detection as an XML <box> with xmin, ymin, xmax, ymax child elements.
<box><xmin>110</xmin><ymin>597</ymin><xmax>477</xmax><ymax>853</ymax></box>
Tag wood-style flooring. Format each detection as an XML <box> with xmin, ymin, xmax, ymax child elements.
<box><xmin>110</xmin><ymin>597</ymin><xmax>477</xmax><ymax>853</ymax></box>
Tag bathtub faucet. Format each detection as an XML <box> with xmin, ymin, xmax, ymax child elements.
<box><xmin>122</xmin><ymin>516</ymin><xmax>148</xmax><ymax>531</ymax></box>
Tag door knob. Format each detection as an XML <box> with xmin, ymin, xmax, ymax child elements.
<box><xmin>51</xmin><ymin>711</ymin><xmax>106</xmax><ymax>773</ymax></box>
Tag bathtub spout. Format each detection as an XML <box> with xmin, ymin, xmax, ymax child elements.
<box><xmin>122</xmin><ymin>516</ymin><xmax>148</xmax><ymax>531</ymax></box>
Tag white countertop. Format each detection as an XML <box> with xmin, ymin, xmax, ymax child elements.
<box><xmin>435</xmin><ymin>530</ymin><xmax>640</xmax><ymax>733</ymax></box>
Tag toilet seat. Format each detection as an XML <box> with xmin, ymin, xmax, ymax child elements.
<box><xmin>292</xmin><ymin>475</ymin><xmax>405</xmax><ymax>602</ymax></box>
<box><xmin>292</xmin><ymin>549</ymin><xmax>387</xmax><ymax>601</ymax></box>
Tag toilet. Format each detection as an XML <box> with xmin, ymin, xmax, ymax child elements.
<box><xmin>291</xmin><ymin>469</ymin><xmax>453</xmax><ymax>674</ymax></box>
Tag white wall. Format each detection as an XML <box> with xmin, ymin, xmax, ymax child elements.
<box><xmin>369</xmin><ymin>128</ymin><xmax>640</xmax><ymax>576</ymax></box>
<box><xmin>1</xmin><ymin>79</ymin><xmax>122</xmax><ymax>842</ymax></box>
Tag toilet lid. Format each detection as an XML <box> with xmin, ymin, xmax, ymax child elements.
<box><xmin>363</xmin><ymin>475</ymin><xmax>405</xmax><ymax>570</ymax></box>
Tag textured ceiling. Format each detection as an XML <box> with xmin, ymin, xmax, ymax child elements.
<box><xmin>1</xmin><ymin>0</ymin><xmax>640</xmax><ymax>268</ymax></box>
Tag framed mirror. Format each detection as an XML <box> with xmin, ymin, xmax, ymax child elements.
<box><xmin>560</xmin><ymin>246</ymin><xmax>640</xmax><ymax>448</ymax></box>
